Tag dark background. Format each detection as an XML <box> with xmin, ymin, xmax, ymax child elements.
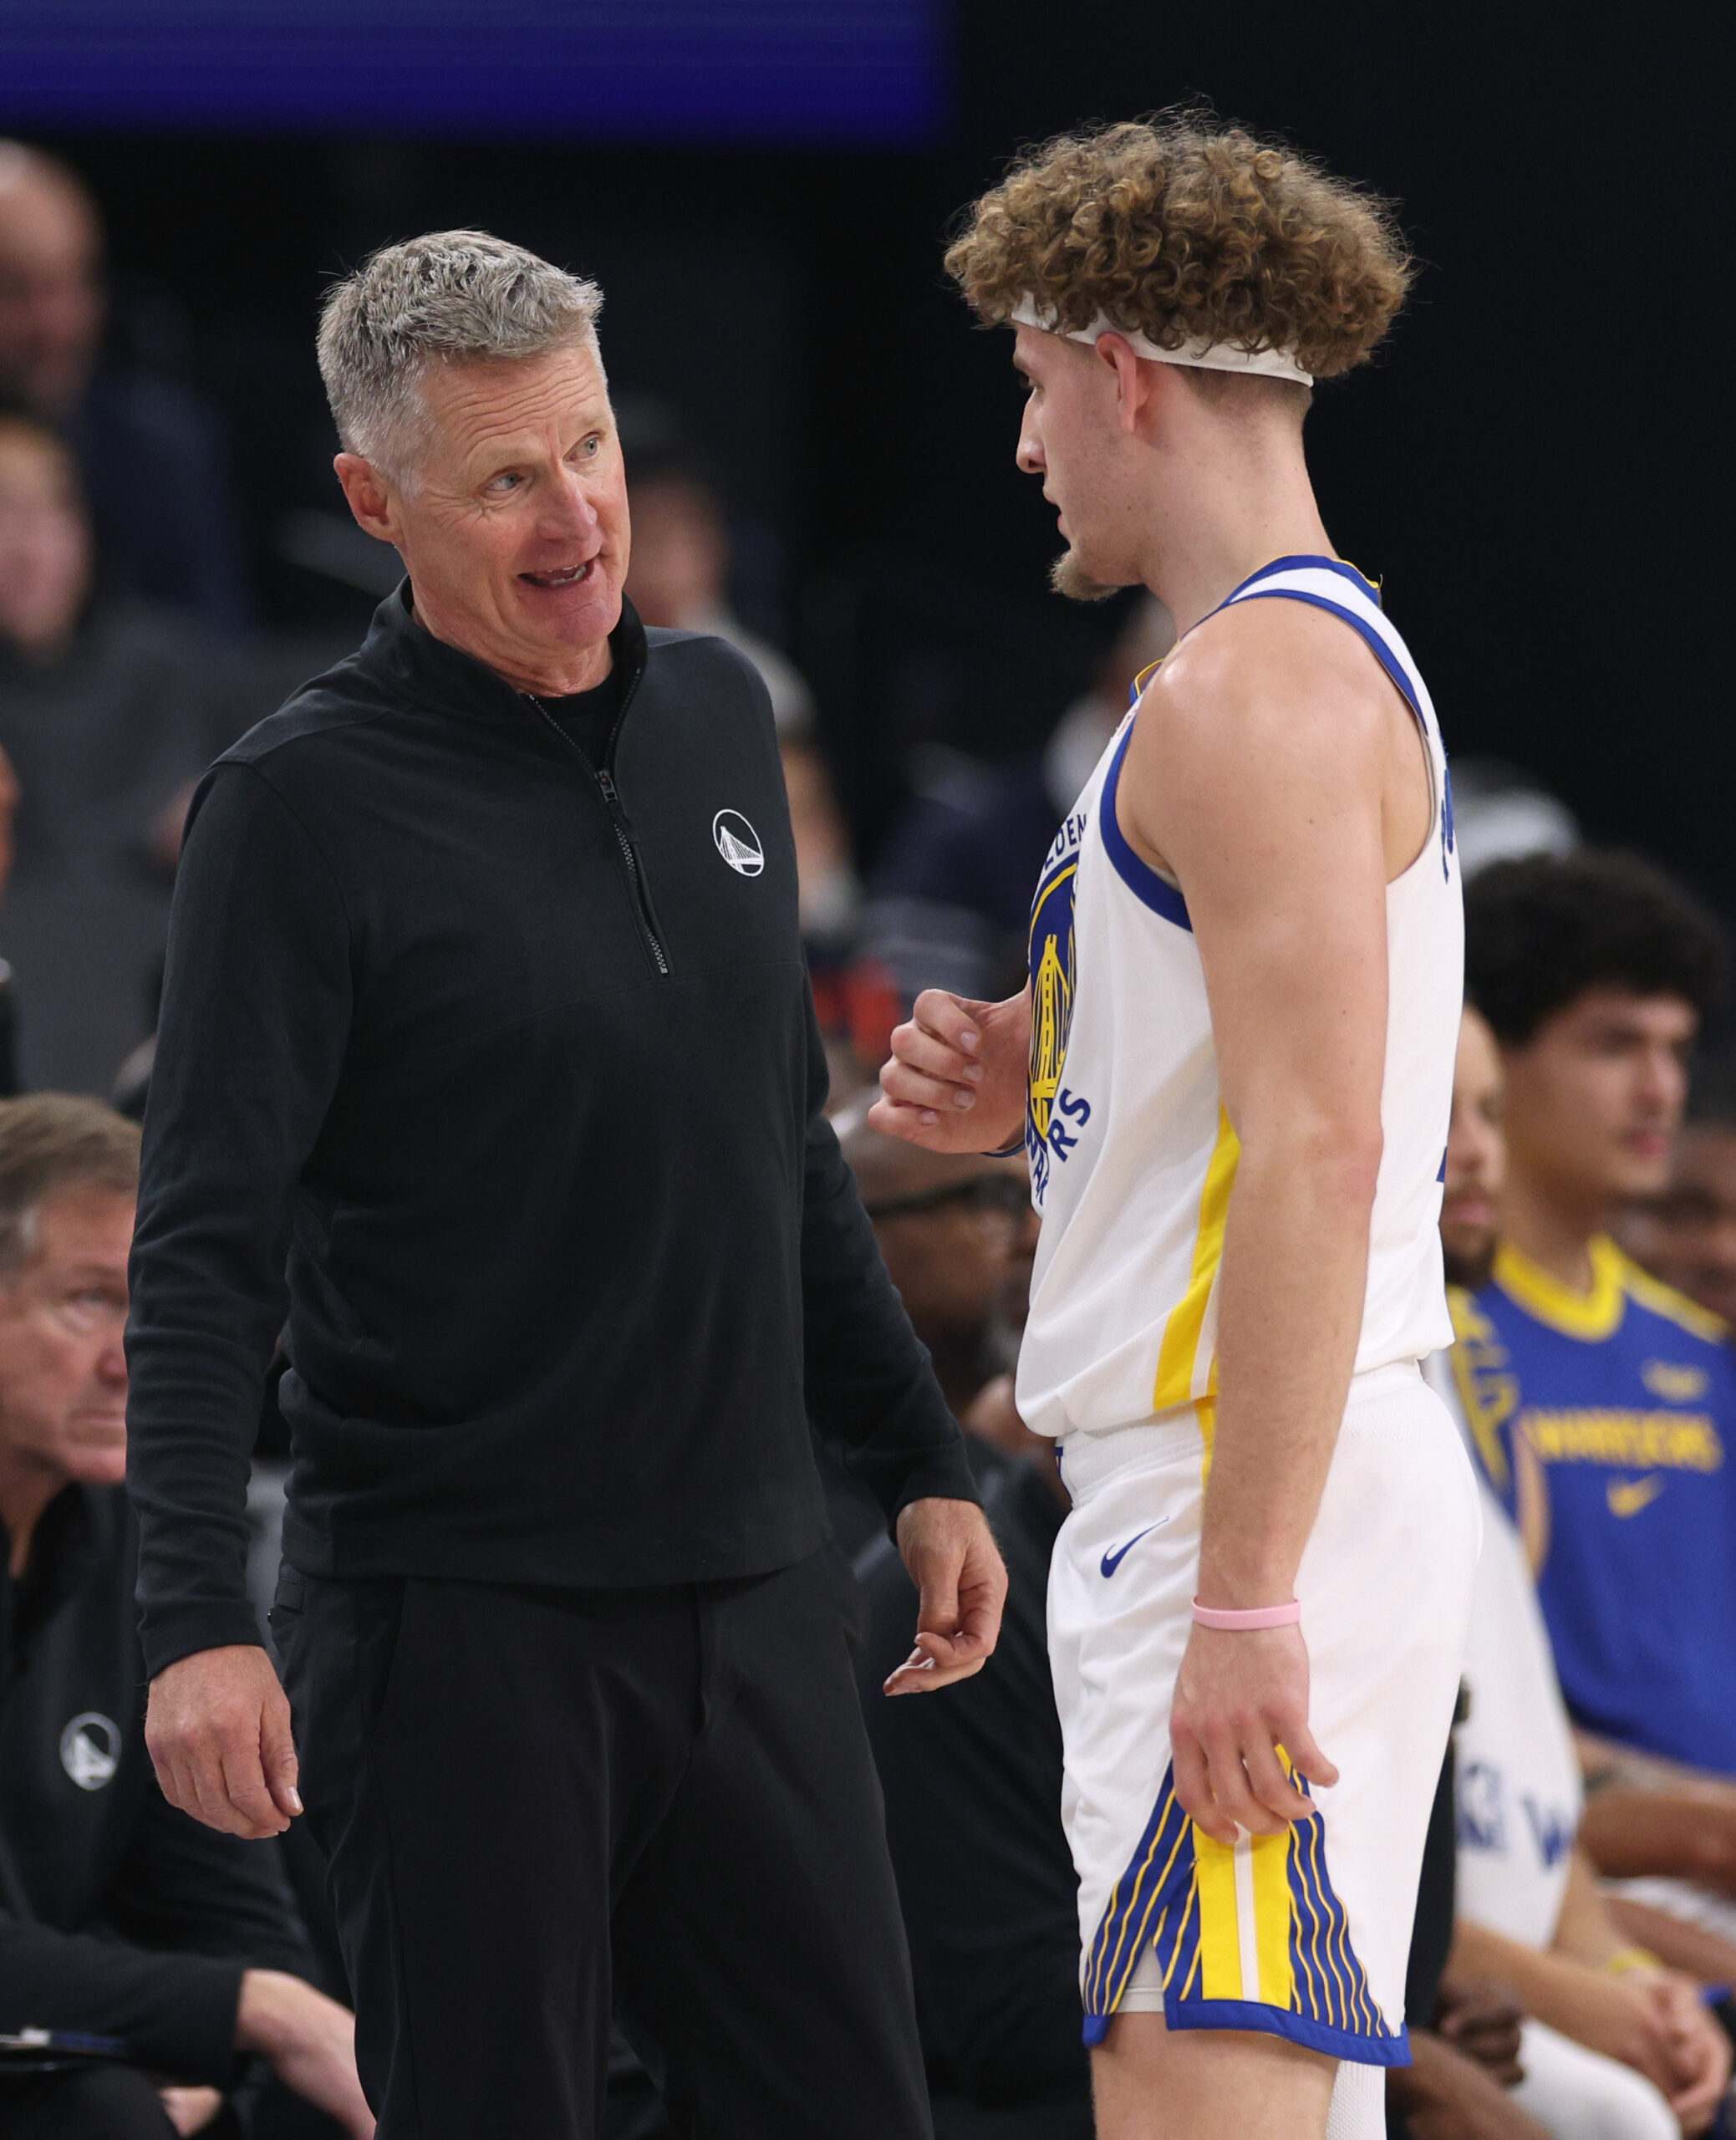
<box><xmin>9</xmin><ymin>0</ymin><xmax>1733</xmax><ymax>892</ymax></box>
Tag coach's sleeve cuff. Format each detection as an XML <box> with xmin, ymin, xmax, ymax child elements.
<box><xmin>139</xmin><ymin>1600</ymin><xmax>269</xmax><ymax>1683</ymax></box>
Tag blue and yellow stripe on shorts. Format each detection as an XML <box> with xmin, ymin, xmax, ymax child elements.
<box><xmin>1080</xmin><ymin>1762</ymin><xmax>1408</xmax><ymax>2065</ymax></box>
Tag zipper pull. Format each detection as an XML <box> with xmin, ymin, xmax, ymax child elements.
<box><xmin>595</xmin><ymin>767</ymin><xmax>620</xmax><ymax>807</ymax></box>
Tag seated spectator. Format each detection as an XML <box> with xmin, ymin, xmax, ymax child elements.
<box><xmin>837</xmin><ymin>1103</ymin><xmax>1034</xmax><ymax>1418</ymax></box>
<box><xmin>0</xmin><ymin>143</ymin><xmax>249</xmax><ymax>634</ymax></box>
<box><xmin>783</xmin><ymin>734</ymin><xmax>899</xmax><ymax>1101</ymax></box>
<box><xmin>621</xmin><ymin>439</ymin><xmax>813</xmax><ymax>734</ymax></box>
<box><xmin>817</xmin><ymin>1105</ymin><xmax>1035</xmax><ymax>1556</ymax></box>
<box><xmin>1618</xmin><ymin>1057</ymin><xmax>1736</xmax><ymax>1328</ymax></box>
<box><xmin>0</xmin><ymin>405</ymin><xmax>243</xmax><ymax>1092</ymax></box>
<box><xmin>863</xmin><ymin>594</ymin><xmax>1172</xmax><ymax>1004</ymax></box>
<box><xmin>858</xmin><ymin>1428</ymin><xmax>1083</xmax><ymax>2140</ymax></box>
<box><xmin>1456</xmin><ymin>852</ymin><xmax>1736</xmax><ymax>1782</ymax></box>
<box><xmin>0</xmin><ymin>1095</ymin><xmax>369</xmax><ymax>2137</ymax></box>
<box><xmin>1430</xmin><ymin>1006</ymin><xmax>1732</xmax><ymax>2137</ymax></box>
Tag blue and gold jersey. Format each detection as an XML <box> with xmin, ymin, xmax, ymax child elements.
<box><xmin>1453</xmin><ymin>1237</ymin><xmax>1736</xmax><ymax>1776</ymax></box>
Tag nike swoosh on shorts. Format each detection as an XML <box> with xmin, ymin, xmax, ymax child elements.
<box><xmin>1100</xmin><ymin>1519</ymin><xmax>1170</xmax><ymax>1577</ymax></box>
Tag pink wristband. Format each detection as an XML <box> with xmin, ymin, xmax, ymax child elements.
<box><xmin>1191</xmin><ymin>1597</ymin><xmax>1301</xmax><ymax>1631</ymax></box>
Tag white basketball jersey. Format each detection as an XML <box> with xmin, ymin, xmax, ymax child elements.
<box><xmin>1016</xmin><ymin>558</ymin><xmax>1462</xmax><ymax>1444</ymax></box>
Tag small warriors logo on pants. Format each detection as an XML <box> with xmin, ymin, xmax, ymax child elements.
<box><xmin>60</xmin><ymin>1711</ymin><xmax>121</xmax><ymax>1791</ymax></box>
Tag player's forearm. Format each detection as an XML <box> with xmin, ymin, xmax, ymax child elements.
<box><xmin>1579</xmin><ymin>1786</ymin><xmax>1736</xmax><ymax>1894</ymax></box>
<box><xmin>1550</xmin><ymin>1848</ymin><xmax>1631</xmax><ymax>1970</ymax></box>
<box><xmin>1606</xmin><ymin>1896</ymin><xmax>1736</xmax><ymax>1984</ymax></box>
<box><xmin>1197</xmin><ymin>1127</ymin><xmax>1377</xmax><ymax>1604</ymax></box>
<box><xmin>1576</xmin><ymin>1728</ymin><xmax>1736</xmax><ymax>1801</ymax></box>
<box><xmin>1451</xmin><ymin>1918</ymin><xmax>1602</xmax><ymax>2042</ymax></box>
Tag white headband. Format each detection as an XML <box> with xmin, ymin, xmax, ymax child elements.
<box><xmin>1010</xmin><ymin>295</ymin><xmax>1311</xmax><ymax>387</ymax></box>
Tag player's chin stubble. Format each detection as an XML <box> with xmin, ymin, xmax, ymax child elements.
<box><xmin>1049</xmin><ymin>548</ymin><xmax>1119</xmax><ymax>604</ymax></box>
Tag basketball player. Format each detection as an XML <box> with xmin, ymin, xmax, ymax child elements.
<box><xmin>874</xmin><ymin>116</ymin><xmax>1480</xmax><ymax>2140</ymax></box>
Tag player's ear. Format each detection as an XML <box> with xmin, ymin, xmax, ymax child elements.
<box><xmin>1092</xmin><ymin>332</ymin><xmax>1153</xmax><ymax>436</ymax></box>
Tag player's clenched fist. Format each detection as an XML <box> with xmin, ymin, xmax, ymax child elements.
<box><xmin>871</xmin><ymin>986</ymin><xmax>1031</xmax><ymax>1154</ymax></box>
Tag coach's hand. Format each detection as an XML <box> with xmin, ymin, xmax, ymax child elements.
<box><xmin>885</xmin><ymin>1497</ymin><xmax>1007</xmax><ymax>1694</ymax></box>
<box><xmin>146</xmin><ymin>1643</ymin><xmax>302</xmax><ymax>1839</ymax></box>
<box><xmin>1169</xmin><ymin>1622</ymin><xmax>1339</xmax><ymax>1843</ymax></box>
<box><xmin>872</xmin><ymin>987</ymin><xmax>1031</xmax><ymax>1154</ymax></box>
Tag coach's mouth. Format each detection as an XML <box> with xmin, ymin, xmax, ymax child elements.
<box><xmin>520</xmin><ymin>558</ymin><xmax>600</xmax><ymax>591</ymax></box>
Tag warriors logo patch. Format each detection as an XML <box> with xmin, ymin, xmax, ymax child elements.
<box><xmin>712</xmin><ymin>810</ymin><xmax>764</xmax><ymax>876</ymax></box>
<box><xmin>1027</xmin><ymin>843</ymin><xmax>1092</xmax><ymax>1203</ymax></box>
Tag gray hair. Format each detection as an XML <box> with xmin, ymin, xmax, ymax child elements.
<box><xmin>317</xmin><ymin>230</ymin><xmax>603</xmax><ymax>484</ymax></box>
<box><xmin>0</xmin><ymin>1094</ymin><xmax>140</xmax><ymax>1281</ymax></box>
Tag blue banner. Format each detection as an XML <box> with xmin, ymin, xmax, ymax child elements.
<box><xmin>0</xmin><ymin>1</ymin><xmax>944</xmax><ymax>144</ymax></box>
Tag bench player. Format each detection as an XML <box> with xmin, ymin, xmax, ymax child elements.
<box><xmin>873</xmin><ymin>115</ymin><xmax>1479</xmax><ymax>2140</ymax></box>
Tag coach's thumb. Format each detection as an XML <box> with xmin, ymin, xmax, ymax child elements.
<box><xmin>916</xmin><ymin>1552</ymin><xmax>964</xmax><ymax>1643</ymax></box>
<box><xmin>1285</xmin><ymin>1725</ymin><xmax>1340</xmax><ymax>1794</ymax></box>
<box><xmin>261</xmin><ymin>1700</ymin><xmax>303</xmax><ymax>1818</ymax></box>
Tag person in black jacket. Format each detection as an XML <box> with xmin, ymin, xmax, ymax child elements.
<box><xmin>125</xmin><ymin>232</ymin><xmax>1005</xmax><ymax>2140</ymax></box>
<box><xmin>0</xmin><ymin>1094</ymin><xmax>369</xmax><ymax>2138</ymax></box>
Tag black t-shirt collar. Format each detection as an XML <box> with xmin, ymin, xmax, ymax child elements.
<box><xmin>365</xmin><ymin>578</ymin><xmax>648</xmax><ymax>728</ymax></box>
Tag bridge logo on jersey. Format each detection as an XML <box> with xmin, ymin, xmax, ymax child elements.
<box><xmin>1026</xmin><ymin>839</ymin><xmax>1092</xmax><ymax>1205</ymax></box>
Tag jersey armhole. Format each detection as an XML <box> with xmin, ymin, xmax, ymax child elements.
<box><xmin>1226</xmin><ymin>586</ymin><xmax>1440</xmax><ymax>838</ymax></box>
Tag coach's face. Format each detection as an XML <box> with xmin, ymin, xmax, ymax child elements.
<box><xmin>337</xmin><ymin>339</ymin><xmax>628</xmax><ymax>696</ymax></box>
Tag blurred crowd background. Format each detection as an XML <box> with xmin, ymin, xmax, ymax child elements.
<box><xmin>0</xmin><ymin>0</ymin><xmax>1730</xmax><ymax>1111</ymax></box>
<box><xmin>3</xmin><ymin>4</ymin><xmax>1733</xmax><ymax>2139</ymax></box>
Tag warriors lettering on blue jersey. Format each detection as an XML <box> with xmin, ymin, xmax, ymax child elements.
<box><xmin>1452</xmin><ymin>1238</ymin><xmax>1736</xmax><ymax>1776</ymax></box>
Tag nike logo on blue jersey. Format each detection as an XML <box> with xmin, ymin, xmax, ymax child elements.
<box><xmin>1100</xmin><ymin>1521</ymin><xmax>1169</xmax><ymax>1577</ymax></box>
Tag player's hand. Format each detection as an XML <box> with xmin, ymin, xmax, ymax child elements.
<box><xmin>1169</xmin><ymin>1621</ymin><xmax>1339</xmax><ymax>1843</ymax></box>
<box><xmin>885</xmin><ymin>1497</ymin><xmax>1008</xmax><ymax>1694</ymax></box>
<box><xmin>1390</xmin><ymin>2031</ymin><xmax>1550</xmax><ymax>2140</ymax></box>
<box><xmin>1436</xmin><ymin>1974</ymin><xmax>1527</xmax><ymax>2086</ymax></box>
<box><xmin>871</xmin><ymin>987</ymin><xmax>1030</xmax><ymax>1154</ymax></box>
<box><xmin>1551</xmin><ymin>1966</ymin><xmax>1728</xmax><ymax>2127</ymax></box>
<box><xmin>157</xmin><ymin>2086</ymin><xmax>226</xmax><ymax>2135</ymax></box>
<box><xmin>146</xmin><ymin>1644</ymin><xmax>301</xmax><ymax>1839</ymax></box>
<box><xmin>1643</xmin><ymin>1970</ymin><xmax>1730</xmax><ymax>2132</ymax></box>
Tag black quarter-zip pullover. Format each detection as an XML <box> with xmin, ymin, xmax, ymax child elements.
<box><xmin>125</xmin><ymin>587</ymin><xmax>975</xmax><ymax>1679</ymax></box>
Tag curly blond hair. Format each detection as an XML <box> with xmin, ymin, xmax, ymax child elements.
<box><xmin>944</xmin><ymin>114</ymin><xmax>1410</xmax><ymax>382</ymax></box>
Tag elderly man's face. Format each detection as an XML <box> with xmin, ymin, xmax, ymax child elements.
<box><xmin>0</xmin><ymin>1190</ymin><xmax>133</xmax><ymax>1510</ymax></box>
<box><xmin>0</xmin><ymin>165</ymin><xmax>104</xmax><ymax>415</ymax></box>
<box><xmin>342</xmin><ymin>341</ymin><xmax>629</xmax><ymax>696</ymax></box>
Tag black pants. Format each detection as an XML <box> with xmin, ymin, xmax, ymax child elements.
<box><xmin>271</xmin><ymin>1547</ymin><xmax>931</xmax><ymax>2139</ymax></box>
<box><xmin>0</xmin><ymin>2066</ymin><xmax>185</xmax><ymax>2137</ymax></box>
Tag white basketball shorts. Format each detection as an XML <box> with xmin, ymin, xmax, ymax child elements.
<box><xmin>1049</xmin><ymin>1361</ymin><xmax>1479</xmax><ymax>2071</ymax></box>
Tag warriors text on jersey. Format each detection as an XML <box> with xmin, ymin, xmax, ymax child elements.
<box><xmin>1453</xmin><ymin>1240</ymin><xmax>1736</xmax><ymax>1776</ymax></box>
<box><xmin>1016</xmin><ymin>556</ymin><xmax>1464</xmax><ymax>1446</ymax></box>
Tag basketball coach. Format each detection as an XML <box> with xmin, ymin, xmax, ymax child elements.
<box><xmin>123</xmin><ymin>232</ymin><xmax>1005</xmax><ymax>2138</ymax></box>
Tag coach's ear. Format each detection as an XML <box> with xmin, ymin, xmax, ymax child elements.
<box><xmin>333</xmin><ymin>452</ymin><xmax>404</xmax><ymax>547</ymax></box>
